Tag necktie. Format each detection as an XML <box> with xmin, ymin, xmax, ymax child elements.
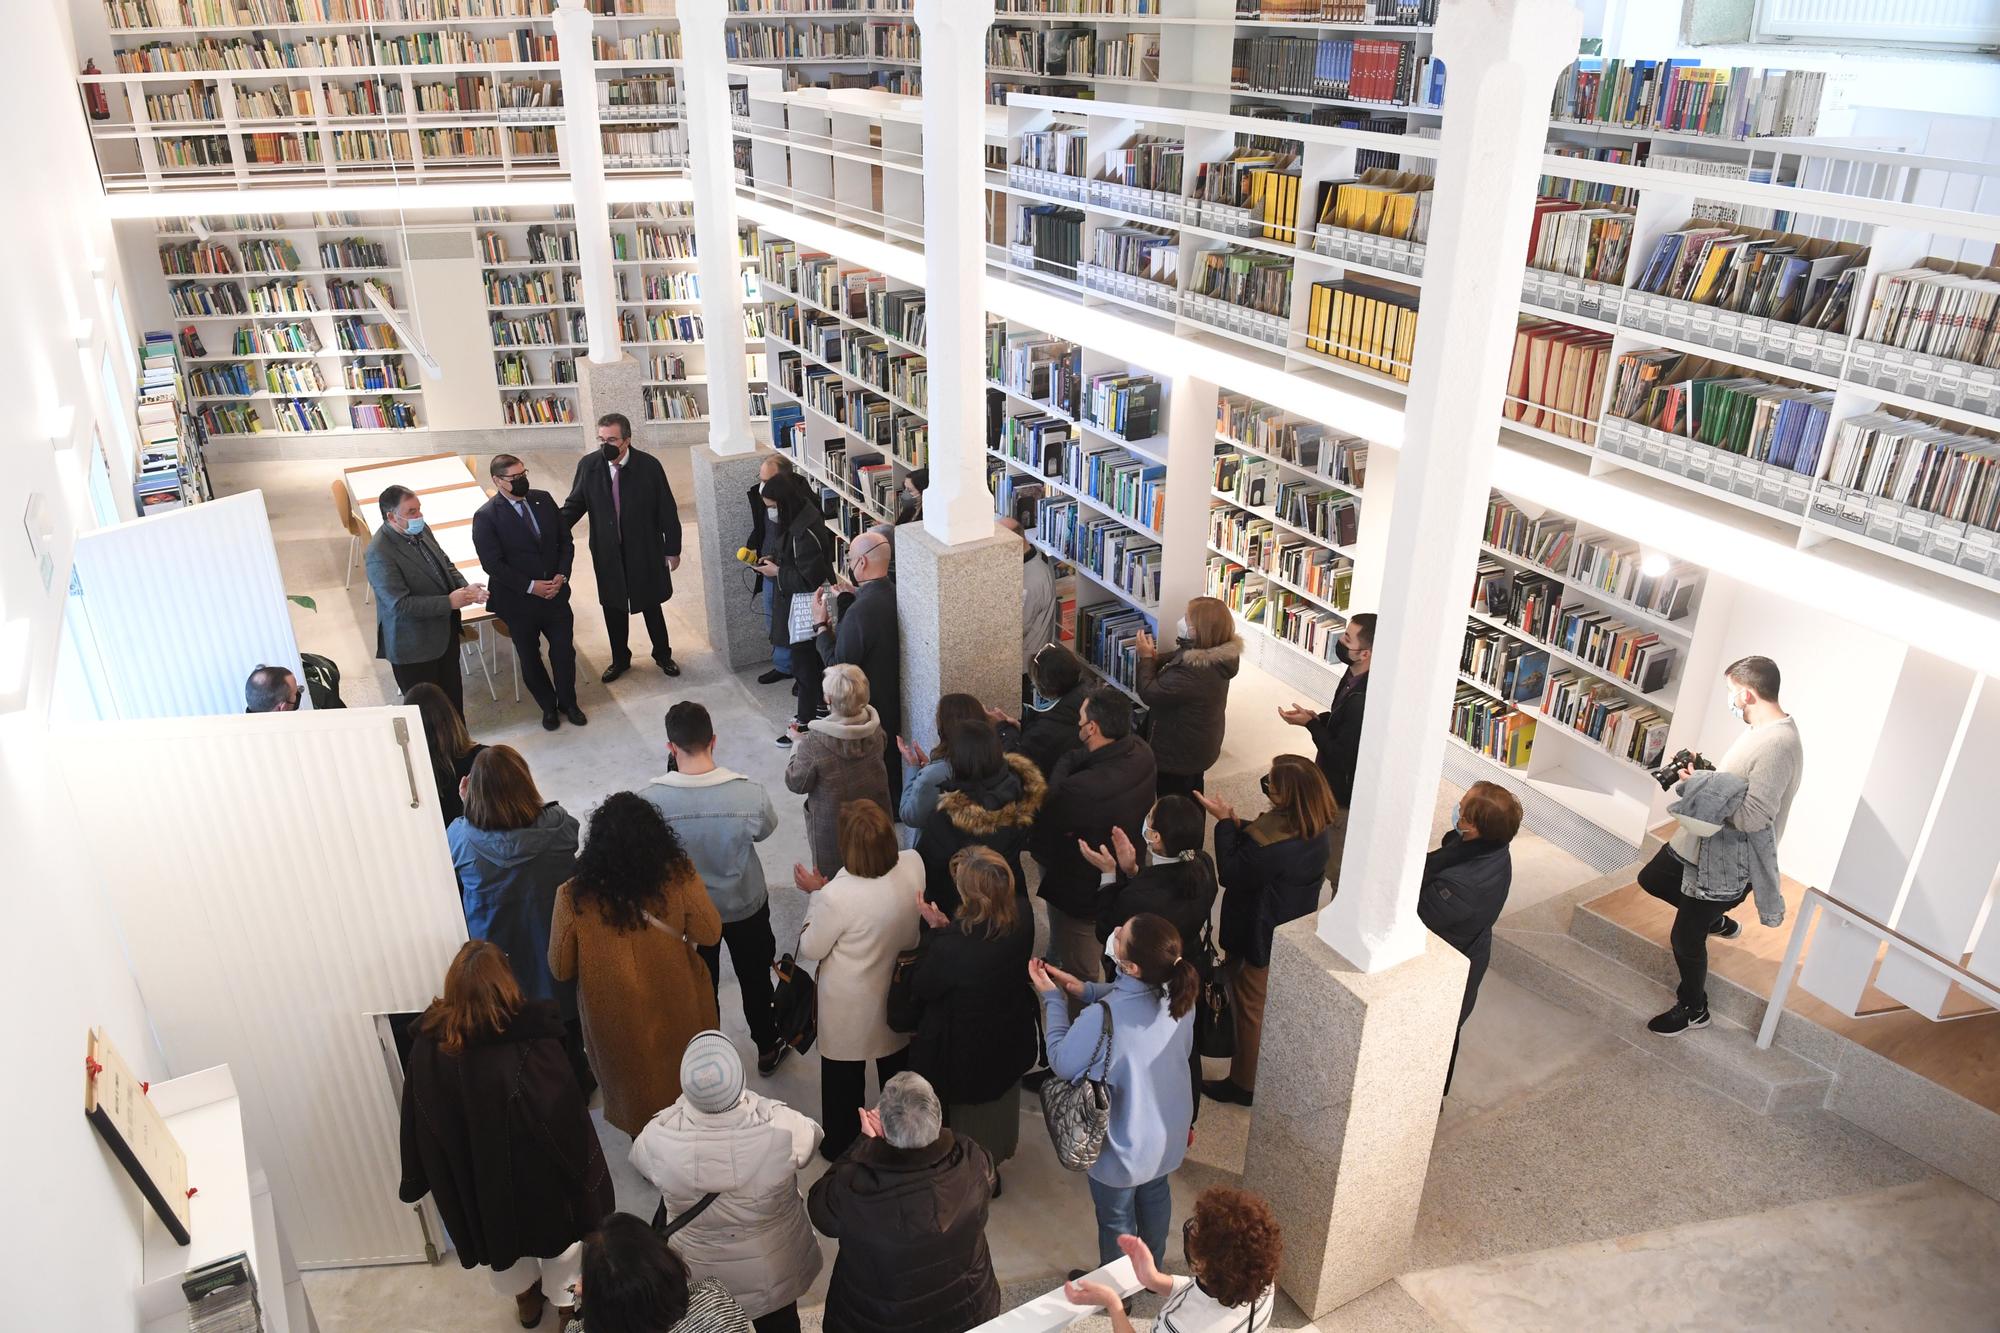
<box><xmin>611</xmin><ymin>461</ymin><xmax>623</xmax><ymax>528</ymax></box>
<box><xmin>514</xmin><ymin>498</ymin><xmax>540</xmax><ymax>539</ymax></box>
<box><xmin>411</xmin><ymin>531</ymin><xmax>452</xmax><ymax>588</ymax></box>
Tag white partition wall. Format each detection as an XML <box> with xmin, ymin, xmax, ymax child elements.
<box><xmin>66</xmin><ymin>490</ymin><xmax>303</xmax><ymax>719</ymax></box>
<box><xmin>55</xmin><ymin>706</ymin><xmax>469</xmax><ymax>1267</ymax></box>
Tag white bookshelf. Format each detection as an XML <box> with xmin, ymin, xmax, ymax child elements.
<box><xmin>155</xmin><ymin>211</ymin><xmax>428</xmax><ymax>440</ymax></box>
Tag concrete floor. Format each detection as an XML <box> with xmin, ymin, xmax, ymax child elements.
<box><xmin>223</xmin><ymin>449</ymin><xmax>2000</xmax><ymax>1333</ymax></box>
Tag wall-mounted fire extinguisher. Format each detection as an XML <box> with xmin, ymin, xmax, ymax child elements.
<box><xmin>82</xmin><ymin>59</ymin><xmax>110</xmax><ymax>121</ymax></box>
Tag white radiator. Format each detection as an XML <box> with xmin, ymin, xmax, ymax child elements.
<box><xmin>68</xmin><ymin>490</ymin><xmax>303</xmax><ymax>719</ymax></box>
<box><xmin>1757</xmin><ymin>0</ymin><xmax>2000</xmax><ymax>45</ymax></box>
<box><xmin>56</xmin><ymin>706</ymin><xmax>469</xmax><ymax>1266</ymax></box>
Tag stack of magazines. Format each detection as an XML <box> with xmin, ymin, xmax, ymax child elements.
<box><xmin>184</xmin><ymin>1252</ymin><xmax>264</xmax><ymax>1332</ymax></box>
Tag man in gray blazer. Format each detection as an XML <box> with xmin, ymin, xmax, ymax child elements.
<box><xmin>366</xmin><ymin>484</ymin><xmax>488</xmax><ymax>716</ymax></box>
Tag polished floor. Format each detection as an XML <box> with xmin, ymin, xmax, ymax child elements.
<box><xmin>222</xmin><ymin>450</ymin><xmax>2000</xmax><ymax>1333</ymax></box>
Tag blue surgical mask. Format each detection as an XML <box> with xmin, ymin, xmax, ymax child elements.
<box><xmin>1449</xmin><ymin>801</ymin><xmax>1461</xmax><ymax>833</ymax></box>
<box><xmin>1728</xmin><ymin>691</ymin><xmax>1747</xmax><ymax>725</ymax></box>
<box><xmin>405</xmin><ymin>516</ymin><xmax>427</xmax><ymax>536</ymax></box>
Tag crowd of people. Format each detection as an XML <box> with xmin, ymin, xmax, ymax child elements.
<box><xmin>360</xmin><ymin>429</ymin><xmax>1797</xmax><ymax>1333</ymax></box>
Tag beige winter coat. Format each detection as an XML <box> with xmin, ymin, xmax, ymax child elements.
<box><xmin>629</xmin><ymin>1089</ymin><xmax>824</xmax><ymax>1318</ymax></box>
<box><xmin>785</xmin><ymin>704</ymin><xmax>893</xmax><ymax>875</ymax></box>
<box><xmin>796</xmin><ymin>847</ymin><xmax>924</xmax><ymax>1061</ymax></box>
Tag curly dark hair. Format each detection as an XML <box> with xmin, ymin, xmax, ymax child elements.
<box><xmin>572</xmin><ymin>792</ymin><xmax>694</xmax><ymax>932</ymax></box>
<box><xmin>1186</xmin><ymin>1186</ymin><xmax>1283</xmax><ymax>1308</ymax></box>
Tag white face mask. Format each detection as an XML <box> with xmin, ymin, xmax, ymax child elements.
<box><xmin>1728</xmin><ymin>690</ymin><xmax>1748</xmax><ymax>725</ymax></box>
<box><xmin>1174</xmin><ymin>615</ymin><xmax>1192</xmax><ymax>646</ymax></box>
<box><xmin>1106</xmin><ymin>930</ymin><xmax>1125</xmax><ymax>965</ymax></box>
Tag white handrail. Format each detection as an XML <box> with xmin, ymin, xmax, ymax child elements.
<box><xmin>1756</xmin><ymin>886</ymin><xmax>2000</xmax><ymax>1049</ymax></box>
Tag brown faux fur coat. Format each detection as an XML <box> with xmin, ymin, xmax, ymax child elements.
<box><xmin>917</xmin><ymin>752</ymin><xmax>1048</xmax><ymax>913</ymax></box>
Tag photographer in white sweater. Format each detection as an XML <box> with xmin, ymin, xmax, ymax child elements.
<box><xmin>1635</xmin><ymin>655</ymin><xmax>1804</xmax><ymax>1037</ymax></box>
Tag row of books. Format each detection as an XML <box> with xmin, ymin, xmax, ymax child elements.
<box><xmin>1859</xmin><ymin>264</ymin><xmax>2000</xmax><ymax>369</ymax></box>
<box><xmin>1100</xmin><ymin>135</ymin><xmax>1184</xmax><ymax>195</ymax></box>
<box><xmin>1504</xmin><ymin>318</ymin><xmax>1612</xmax><ymax>444</ymax></box>
<box><xmin>1075</xmin><ymin>600</ymin><xmax>1154</xmax><ymax>693</ymax></box>
<box><xmin>1303</xmin><ymin>279</ymin><xmax>1417</xmax><ymax>382</ymax></box>
<box><xmin>492</xmin><ymin>311</ymin><xmax>585</xmax><ymax>345</ymax></box>
<box><xmin>335</xmin><ymin>314</ymin><xmax>403</xmax><ymax>349</ymax></box>
<box><xmin>1215</xmin><ymin>394</ymin><xmax>1370</xmax><ymax>489</ymax></box>
<box><xmin>1190</xmin><ymin>249</ymin><xmax>1293</xmax><ymax>317</ymax></box>
<box><xmin>990</xmin><ymin>28</ymin><xmax>1113</xmax><ymax>78</ymax></box>
<box><xmin>1472</xmin><ymin>560</ymin><xmax>1680</xmax><ymax>694</ymax></box>
<box><xmin>485</xmin><ymin>270</ymin><xmax>582</xmax><ymax>306</ymax></box>
<box><xmin>1540</xmin><ymin>669</ymin><xmax>1672</xmax><ymax>768</ymax></box>
<box><xmin>1036</xmin><ymin>500</ymin><xmax>1163</xmax><ymax>606</ymax></box>
<box><xmin>1082</xmin><ymin>371</ymin><xmax>1162</xmax><ymax>441</ymax></box>
<box><xmin>112</xmin><ymin>0</ymin><xmax>567</xmax><ymax>28</ymax></box>
<box><xmin>1821</xmin><ymin>412</ymin><xmax>2000</xmax><ymax>534</ymax></box>
<box><xmin>1450</xmin><ymin>686</ymin><xmax>1536</xmax><ymax>768</ymax></box>
<box><xmin>1634</xmin><ymin>223</ymin><xmax>1858</xmax><ymax>330</ymax></box>
<box><xmin>1212</xmin><ymin>506</ymin><xmax>1355</xmax><ymax>605</ymax></box>
<box><xmin>114</xmin><ymin>29</ymin><xmax>558</xmax><ymax>72</ymax></box>
<box><xmin>135</xmin><ymin>330</ymin><xmax>206</xmax><ymax>515</ymax></box>
<box><xmin>725</xmin><ymin>21</ymin><xmax>910</xmax><ymax>61</ymax></box>
<box><xmin>1549</xmin><ymin>59</ymin><xmax>1825</xmax><ymax>140</ymax></box>
<box><xmin>989</xmin><ymin>327</ymin><xmax>1085</xmax><ymax>420</ymax></box>
<box><xmin>1481</xmin><ymin>495</ymin><xmax>1574</xmax><ymax>572</ymax></box>
<box><xmin>1207</xmin><ymin>556</ymin><xmax>1276</xmax><ymax>628</ymax></box>
<box><xmin>503</xmin><ymin>391</ymin><xmax>577</xmax><ymax>425</ymax></box>
<box><xmin>1525</xmin><ymin>199</ymin><xmax>1631</xmax><ymax>285</ymax></box>
<box><xmin>1092</xmin><ymin>225</ymin><xmax>1180</xmax><ymax>287</ymax></box>
<box><xmin>1461</xmin><ymin>624</ymin><xmax>1548</xmax><ymax>704</ymax></box>
<box><xmin>845</xmin><ymin>337</ymin><xmax>927</xmax><ymax>410</ymax></box>
<box><xmin>1607</xmin><ymin>352</ymin><xmax>1833</xmax><ymax>476</ymax></box>
<box><xmin>1229</xmin><ymin>35</ymin><xmax>1437</xmax><ymax>107</ymax></box>
<box><xmin>347</xmin><ymin>357</ymin><xmax>412</xmax><ymax>389</ymax></box>
<box><xmin>1317</xmin><ymin>169</ymin><xmax>1432</xmax><ymax>243</ymax></box>
<box><xmin>642</xmin><ymin>386</ymin><xmax>703</xmax><ymax>420</ymax></box>
<box><xmin>190</xmin><ymin>360</ymin><xmax>325</xmax><ymax>396</ymax></box>
<box><xmin>1018</xmin><ymin>127</ymin><xmax>1088</xmax><ymax>179</ymax></box>
<box><xmin>1234</xmin><ymin>1</ymin><xmax>1438</xmax><ymax>22</ymax></box>
<box><xmin>351</xmin><ymin>398</ymin><xmax>421</xmax><ymax>429</ymax></box>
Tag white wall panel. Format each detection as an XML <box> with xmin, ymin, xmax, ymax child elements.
<box><xmin>1822</xmin><ymin>650</ymin><xmax>1972</xmax><ymax>921</ymax></box>
<box><xmin>1896</xmin><ymin>676</ymin><xmax>2000</xmax><ymax>977</ymax></box>
<box><xmin>69</xmin><ymin>490</ymin><xmax>301</xmax><ymax>719</ymax></box>
<box><xmin>405</xmin><ymin>230</ymin><xmax>504</xmax><ymax>433</ymax></box>
<box><xmin>56</xmin><ymin>707</ymin><xmax>469</xmax><ymax>1267</ymax></box>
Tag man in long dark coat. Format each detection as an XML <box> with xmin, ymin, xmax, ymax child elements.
<box><xmin>560</xmin><ymin>411</ymin><xmax>684</xmax><ymax>680</ymax></box>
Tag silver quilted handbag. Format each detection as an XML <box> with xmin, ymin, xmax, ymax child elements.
<box><xmin>1039</xmin><ymin>1001</ymin><xmax>1114</xmax><ymax>1171</ymax></box>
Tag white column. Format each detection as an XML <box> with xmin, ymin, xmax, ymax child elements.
<box><xmin>1316</xmin><ymin>0</ymin><xmax>1581</xmax><ymax>971</ymax></box>
<box><xmin>553</xmin><ymin>0</ymin><xmax>619</xmax><ymax>364</ymax></box>
<box><xmin>914</xmin><ymin>0</ymin><xmax>995</xmax><ymax>546</ymax></box>
<box><xmin>1158</xmin><ymin>374</ymin><xmax>1219</xmax><ymax>618</ymax></box>
<box><xmin>679</xmin><ymin>0</ymin><xmax>757</xmax><ymax>456</ymax></box>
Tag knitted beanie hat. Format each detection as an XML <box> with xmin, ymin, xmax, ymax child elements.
<box><xmin>681</xmin><ymin>1030</ymin><xmax>745</xmax><ymax>1114</ymax></box>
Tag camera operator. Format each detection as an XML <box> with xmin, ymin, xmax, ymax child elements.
<box><xmin>1637</xmin><ymin>655</ymin><xmax>1803</xmax><ymax>1038</ymax></box>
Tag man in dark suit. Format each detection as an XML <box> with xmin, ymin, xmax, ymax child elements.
<box><xmin>811</xmin><ymin>526</ymin><xmax>901</xmax><ymax>790</ymax></box>
<box><xmin>560</xmin><ymin>411</ymin><xmax>683</xmax><ymax>682</ymax></box>
<box><xmin>474</xmin><ymin>453</ymin><xmax>586</xmax><ymax>732</ymax></box>
<box><xmin>365</xmin><ymin>484</ymin><xmax>488</xmax><ymax>716</ymax></box>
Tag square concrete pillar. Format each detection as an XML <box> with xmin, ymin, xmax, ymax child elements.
<box><xmin>691</xmin><ymin>445</ymin><xmax>778</xmax><ymax>670</ymax></box>
<box><xmin>1242</xmin><ymin>919</ymin><xmax>1467</xmax><ymax>1317</ymax></box>
<box><xmin>576</xmin><ymin>353</ymin><xmax>646</xmax><ymax>448</ymax></box>
<box><xmin>893</xmin><ymin>524</ymin><xmax>1023</xmax><ymax>746</ymax></box>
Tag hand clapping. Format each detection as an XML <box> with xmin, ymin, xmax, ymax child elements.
<box><xmin>1278</xmin><ymin>702</ymin><xmax>1316</xmax><ymax>726</ymax></box>
<box><xmin>793</xmin><ymin>863</ymin><xmax>829</xmax><ymax>893</ymax></box>
<box><xmin>1193</xmin><ymin>790</ymin><xmax>1237</xmax><ymax>824</ymax></box>
<box><xmin>896</xmin><ymin>736</ymin><xmax>928</xmax><ymax>769</ymax></box>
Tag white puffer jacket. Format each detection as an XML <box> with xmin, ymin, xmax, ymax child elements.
<box><xmin>628</xmin><ymin>1090</ymin><xmax>825</xmax><ymax>1318</ymax></box>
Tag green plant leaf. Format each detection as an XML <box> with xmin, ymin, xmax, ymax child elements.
<box><xmin>287</xmin><ymin>594</ymin><xmax>317</xmax><ymax>612</ymax></box>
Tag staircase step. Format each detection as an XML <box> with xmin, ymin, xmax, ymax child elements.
<box><xmin>1491</xmin><ymin>927</ymin><xmax>1832</xmax><ymax>1115</ymax></box>
<box><xmin>1567</xmin><ymin>898</ymin><xmax>1850</xmax><ymax>1071</ymax></box>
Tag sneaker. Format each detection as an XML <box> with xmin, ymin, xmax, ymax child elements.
<box><xmin>1646</xmin><ymin>1003</ymin><xmax>1710</xmax><ymax>1036</ymax></box>
<box><xmin>814</xmin><ymin>703</ymin><xmax>831</xmax><ymax>719</ymax></box>
<box><xmin>1201</xmin><ymin>1078</ymin><xmax>1254</xmax><ymax>1106</ymax></box>
<box><xmin>774</xmin><ymin>731</ymin><xmax>793</xmax><ymax>749</ymax></box>
<box><xmin>757</xmin><ymin>1042</ymin><xmax>788</xmax><ymax>1076</ymax></box>
<box><xmin>1709</xmin><ymin>916</ymin><xmax>1742</xmax><ymax>940</ymax></box>
<box><xmin>758</xmin><ymin>668</ymin><xmax>791</xmax><ymax>685</ymax></box>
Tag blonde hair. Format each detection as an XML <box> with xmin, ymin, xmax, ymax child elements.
<box><xmin>1183</xmin><ymin>597</ymin><xmax>1238</xmax><ymax>652</ymax></box>
<box><xmin>950</xmin><ymin>846</ymin><xmax>1019</xmax><ymax>937</ymax></box>
<box><xmin>823</xmin><ymin>662</ymin><xmax>870</xmax><ymax>718</ymax></box>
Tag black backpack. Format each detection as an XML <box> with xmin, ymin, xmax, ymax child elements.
<box><xmin>300</xmin><ymin>652</ymin><xmax>346</xmax><ymax>709</ymax></box>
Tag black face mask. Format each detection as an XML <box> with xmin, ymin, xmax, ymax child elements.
<box><xmin>1333</xmin><ymin>639</ymin><xmax>1354</xmax><ymax>666</ymax></box>
<box><xmin>505</xmin><ymin>474</ymin><xmax>530</xmax><ymax>497</ymax></box>
<box><xmin>1260</xmin><ymin>774</ymin><xmax>1273</xmax><ymax>799</ymax></box>
<box><xmin>599</xmin><ymin>440</ymin><xmax>623</xmax><ymax>462</ymax></box>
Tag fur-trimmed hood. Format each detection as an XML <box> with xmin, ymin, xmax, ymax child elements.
<box><xmin>937</xmin><ymin>752</ymin><xmax>1047</xmax><ymax>835</ymax></box>
<box><xmin>1163</xmin><ymin>637</ymin><xmax>1243</xmax><ymax>678</ymax></box>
